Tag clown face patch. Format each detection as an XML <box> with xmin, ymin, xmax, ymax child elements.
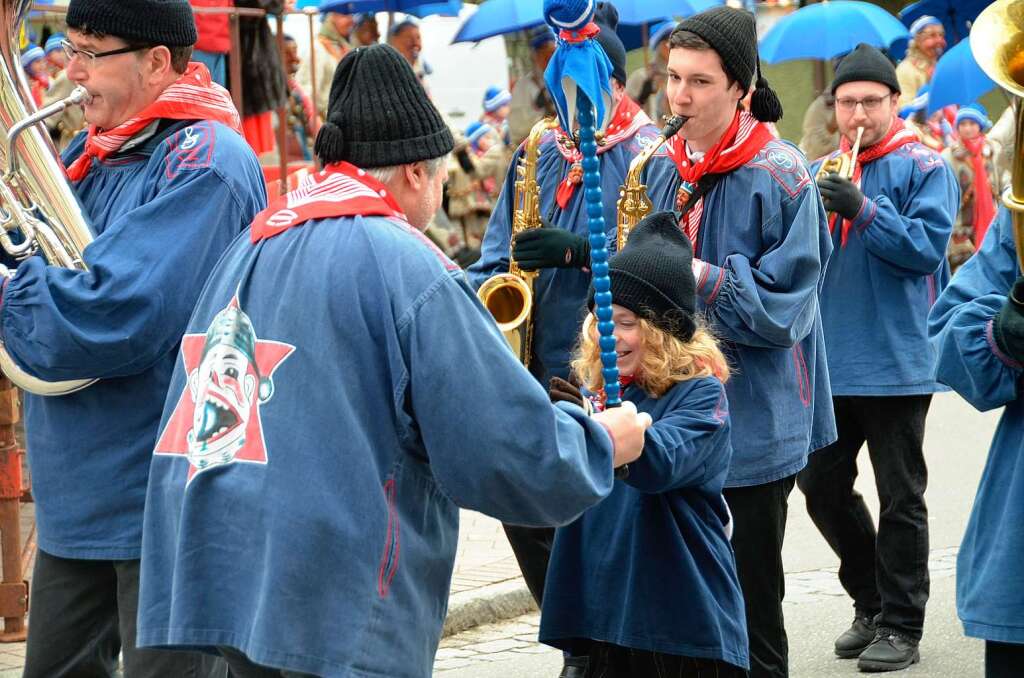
<box><xmin>154</xmin><ymin>297</ymin><xmax>294</xmax><ymax>483</ymax></box>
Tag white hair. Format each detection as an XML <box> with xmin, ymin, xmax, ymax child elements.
<box><xmin>366</xmin><ymin>155</ymin><xmax>448</xmax><ymax>184</ymax></box>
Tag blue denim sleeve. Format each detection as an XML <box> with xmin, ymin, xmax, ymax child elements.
<box><xmin>858</xmin><ymin>160</ymin><xmax>959</xmax><ymax>277</ymax></box>
<box><xmin>0</xmin><ymin>167</ymin><xmax>252</xmax><ymax>381</ymax></box>
<box><xmin>696</xmin><ymin>185</ymin><xmax>828</xmax><ymax>349</ymax></box>
<box><xmin>930</xmin><ymin>207</ymin><xmax>1022</xmax><ymax>412</ymax></box>
<box><xmin>400</xmin><ymin>273</ymin><xmax>614</xmax><ymax>527</ymax></box>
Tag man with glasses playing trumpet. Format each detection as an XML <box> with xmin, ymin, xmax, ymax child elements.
<box><xmin>798</xmin><ymin>43</ymin><xmax>958</xmax><ymax>673</ymax></box>
<box><xmin>0</xmin><ymin>1</ymin><xmax>267</xmax><ymax>676</ymax></box>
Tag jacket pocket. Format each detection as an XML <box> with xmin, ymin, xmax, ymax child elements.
<box><xmin>377</xmin><ymin>478</ymin><xmax>400</xmax><ymax>598</ymax></box>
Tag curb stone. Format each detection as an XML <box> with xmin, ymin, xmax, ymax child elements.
<box><xmin>442</xmin><ymin>579</ymin><xmax>537</xmax><ymax>638</ymax></box>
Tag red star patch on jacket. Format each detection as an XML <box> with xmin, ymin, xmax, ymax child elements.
<box><xmin>154</xmin><ymin>298</ymin><xmax>294</xmax><ymax>484</ymax></box>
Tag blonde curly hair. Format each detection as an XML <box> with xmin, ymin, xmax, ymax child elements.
<box><xmin>571</xmin><ymin>313</ymin><xmax>730</xmax><ymax>398</ymax></box>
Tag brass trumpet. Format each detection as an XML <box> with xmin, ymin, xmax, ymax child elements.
<box><xmin>615</xmin><ymin>115</ymin><xmax>687</xmax><ymax>250</ymax></box>
<box><xmin>477</xmin><ymin>118</ymin><xmax>557</xmax><ymax>365</ymax></box>
<box><xmin>972</xmin><ymin>0</ymin><xmax>1024</xmax><ymax>271</ymax></box>
<box><xmin>814</xmin><ymin>125</ymin><xmax>864</xmax><ymax>182</ymax></box>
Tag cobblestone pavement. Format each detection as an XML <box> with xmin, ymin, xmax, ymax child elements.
<box><xmin>432</xmin><ymin>546</ymin><xmax>962</xmax><ymax>674</ymax></box>
<box><xmin>449</xmin><ymin>511</ymin><xmax>520</xmax><ymax>595</ymax></box>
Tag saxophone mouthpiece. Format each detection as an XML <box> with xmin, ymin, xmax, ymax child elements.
<box><xmin>663</xmin><ymin>115</ymin><xmax>688</xmax><ymax>139</ymax></box>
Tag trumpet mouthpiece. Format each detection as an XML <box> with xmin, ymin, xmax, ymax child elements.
<box><xmin>68</xmin><ymin>87</ymin><xmax>91</xmax><ymax>106</ymax></box>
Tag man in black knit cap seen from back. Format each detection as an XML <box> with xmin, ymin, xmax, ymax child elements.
<box><xmin>134</xmin><ymin>43</ymin><xmax>651</xmax><ymax>678</ymax></box>
<box><xmin>641</xmin><ymin>6</ymin><xmax>837</xmax><ymax>678</ymax></box>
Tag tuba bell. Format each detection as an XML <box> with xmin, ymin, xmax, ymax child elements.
<box><xmin>615</xmin><ymin>115</ymin><xmax>686</xmax><ymax>250</ymax></box>
<box><xmin>972</xmin><ymin>0</ymin><xmax>1024</xmax><ymax>271</ymax></box>
<box><xmin>0</xmin><ymin>0</ymin><xmax>97</xmax><ymax>395</ymax></box>
<box><xmin>477</xmin><ymin>117</ymin><xmax>556</xmax><ymax>365</ymax></box>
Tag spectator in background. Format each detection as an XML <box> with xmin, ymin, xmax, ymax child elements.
<box><xmin>897</xmin><ymin>15</ymin><xmax>945</xmax><ymax>108</ymax></box>
<box><xmin>625</xmin><ymin>19</ymin><xmax>673</xmax><ymax>122</ymax></box>
<box><xmin>351</xmin><ymin>12</ymin><xmax>379</xmax><ymax>48</ymax></box>
<box><xmin>899</xmin><ymin>84</ymin><xmax>953</xmax><ymax>153</ymax></box>
<box><xmin>20</xmin><ymin>44</ymin><xmax>48</xmax><ymax>107</ymax></box>
<box><xmin>190</xmin><ymin>0</ymin><xmax>232</xmax><ymax>86</ymax></box>
<box><xmin>508</xmin><ymin>26</ymin><xmax>556</xmax><ymax>147</ymax></box>
<box><xmin>447</xmin><ymin>121</ymin><xmax>505</xmax><ymax>253</ymax></box>
<box><xmin>943</xmin><ymin>104</ymin><xmax>1007</xmax><ymax>272</ymax></box>
<box><xmin>800</xmin><ymin>91</ymin><xmax>839</xmax><ymax>162</ymax></box>
<box><xmin>989</xmin><ymin>102</ymin><xmax>1016</xmax><ymax>182</ymax></box>
<box><xmin>390</xmin><ymin>18</ymin><xmax>427</xmax><ymax>83</ymax></box>
<box><xmin>43</xmin><ymin>33</ymin><xmax>66</xmax><ymax>78</ymax></box>
<box><xmin>481</xmin><ymin>85</ymin><xmax>512</xmax><ymax>130</ymax></box>
<box><xmin>280</xmin><ymin>34</ymin><xmax>318</xmax><ymax>162</ymax></box>
<box><xmin>319</xmin><ymin>11</ymin><xmax>354</xmax><ymax>62</ymax></box>
<box><xmin>236</xmin><ymin>0</ymin><xmax>288</xmax><ymax>156</ymax></box>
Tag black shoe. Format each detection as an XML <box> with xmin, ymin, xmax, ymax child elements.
<box><xmin>558</xmin><ymin>656</ymin><xmax>588</xmax><ymax>678</ymax></box>
<box><xmin>835</xmin><ymin>613</ymin><xmax>877</xmax><ymax>658</ymax></box>
<box><xmin>857</xmin><ymin>627</ymin><xmax>921</xmax><ymax>672</ymax></box>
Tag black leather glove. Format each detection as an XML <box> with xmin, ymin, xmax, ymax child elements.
<box><xmin>817</xmin><ymin>173</ymin><xmax>866</xmax><ymax>220</ymax></box>
<box><xmin>512</xmin><ymin>222</ymin><xmax>590</xmax><ymax>270</ymax></box>
<box><xmin>995</xmin><ymin>277</ymin><xmax>1024</xmax><ymax>363</ymax></box>
<box><xmin>549</xmin><ymin>376</ymin><xmax>585</xmax><ymax>408</ymax></box>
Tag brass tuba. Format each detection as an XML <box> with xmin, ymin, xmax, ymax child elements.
<box><xmin>972</xmin><ymin>0</ymin><xmax>1024</xmax><ymax>271</ymax></box>
<box><xmin>615</xmin><ymin>115</ymin><xmax>686</xmax><ymax>250</ymax></box>
<box><xmin>0</xmin><ymin>0</ymin><xmax>96</xmax><ymax>395</ymax></box>
<box><xmin>477</xmin><ymin>117</ymin><xmax>556</xmax><ymax>365</ymax></box>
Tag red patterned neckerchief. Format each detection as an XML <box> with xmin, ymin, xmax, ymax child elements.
<box><xmin>828</xmin><ymin>116</ymin><xmax>918</xmax><ymax>246</ymax></box>
<box><xmin>250</xmin><ymin>161</ymin><xmax>407</xmax><ymax>243</ymax></box>
<box><xmin>962</xmin><ymin>134</ymin><xmax>997</xmax><ymax>246</ymax></box>
<box><xmin>666</xmin><ymin>109</ymin><xmax>775</xmax><ymax>247</ymax></box>
<box><xmin>65</xmin><ymin>62</ymin><xmax>241</xmax><ymax>182</ymax></box>
<box><xmin>592</xmin><ymin>374</ymin><xmax>636</xmax><ymax>413</ymax></box>
<box><xmin>553</xmin><ymin>96</ymin><xmax>653</xmax><ymax>209</ymax></box>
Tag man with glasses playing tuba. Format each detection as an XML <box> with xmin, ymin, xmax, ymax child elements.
<box><xmin>798</xmin><ymin>43</ymin><xmax>958</xmax><ymax>673</ymax></box>
<box><xmin>0</xmin><ymin>1</ymin><xmax>267</xmax><ymax>675</ymax></box>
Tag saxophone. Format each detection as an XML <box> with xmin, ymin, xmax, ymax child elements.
<box><xmin>615</xmin><ymin>115</ymin><xmax>686</xmax><ymax>250</ymax></box>
<box><xmin>0</xmin><ymin>0</ymin><xmax>96</xmax><ymax>396</ymax></box>
<box><xmin>477</xmin><ymin>117</ymin><xmax>556</xmax><ymax>365</ymax></box>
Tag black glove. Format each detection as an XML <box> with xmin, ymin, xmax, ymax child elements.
<box><xmin>512</xmin><ymin>222</ymin><xmax>590</xmax><ymax>270</ymax></box>
<box><xmin>817</xmin><ymin>173</ymin><xmax>866</xmax><ymax>220</ymax></box>
<box><xmin>549</xmin><ymin>376</ymin><xmax>585</xmax><ymax>409</ymax></box>
<box><xmin>994</xmin><ymin>277</ymin><xmax>1024</xmax><ymax>363</ymax></box>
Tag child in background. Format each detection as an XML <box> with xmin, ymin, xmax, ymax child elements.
<box><xmin>540</xmin><ymin>211</ymin><xmax>749</xmax><ymax>677</ymax></box>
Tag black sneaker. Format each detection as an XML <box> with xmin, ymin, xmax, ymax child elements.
<box><xmin>835</xmin><ymin>613</ymin><xmax>877</xmax><ymax>658</ymax></box>
<box><xmin>857</xmin><ymin>627</ymin><xmax>921</xmax><ymax>672</ymax></box>
<box><xmin>558</xmin><ymin>656</ymin><xmax>588</xmax><ymax>678</ymax></box>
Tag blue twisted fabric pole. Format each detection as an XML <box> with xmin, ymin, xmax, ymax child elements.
<box><xmin>542</xmin><ymin>0</ymin><xmax>620</xmax><ymax>406</ymax></box>
<box><xmin>576</xmin><ymin>95</ymin><xmax>620</xmax><ymax>406</ymax></box>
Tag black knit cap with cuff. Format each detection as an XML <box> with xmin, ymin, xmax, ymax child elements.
<box><xmin>588</xmin><ymin>211</ymin><xmax>698</xmax><ymax>342</ymax></box>
<box><xmin>594</xmin><ymin>2</ymin><xmax>627</xmax><ymax>85</ymax></box>
<box><xmin>66</xmin><ymin>0</ymin><xmax>197</xmax><ymax>47</ymax></box>
<box><xmin>675</xmin><ymin>6</ymin><xmax>783</xmax><ymax>123</ymax></box>
<box><xmin>830</xmin><ymin>43</ymin><xmax>901</xmax><ymax>95</ymax></box>
<box><xmin>314</xmin><ymin>44</ymin><xmax>455</xmax><ymax>168</ymax></box>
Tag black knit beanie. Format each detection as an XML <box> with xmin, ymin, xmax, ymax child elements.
<box><xmin>66</xmin><ymin>0</ymin><xmax>197</xmax><ymax>47</ymax></box>
<box><xmin>314</xmin><ymin>44</ymin><xmax>454</xmax><ymax>168</ymax></box>
<box><xmin>588</xmin><ymin>211</ymin><xmax>697</xmax><ymax>342</ymax></box>
<box><xmin>675</xmin><ymin>6</ymin><xmax>783</xmax><ymax>123</ymax></box>
<box><xmin>830</xmin><ymin>43</ymin><xmax>901</xmax><ymax>95</ymax></box>
<box><xmin>594</xmin><ymin>2</ymin><xmax>627</xmax><ymax>85</ymax></box>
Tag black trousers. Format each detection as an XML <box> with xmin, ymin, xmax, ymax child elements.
<box><xmin>797</xmin><ymin>395</ymin><xmax>931</xmax><ymax>640</ymax></box>
<box><xmin>23</xmin><ymin>549</ymin><xmax>226</xmax><ymax>678</ymax></box>
<box><xmin>502</xmin><ymin>523</ymin><xmax>555</xmax><ymax>605</ymax></box>
<box><xmin>219</xmin><ymin>647</ymin><xmax>318</xmax><ymax>677</ymax></box>
<box><xmin>985</xmin><ymin>641</ymin><xmax>1024</xmax><ymax>678</ymax></box>
<box><xmin>584</xmin><ymin>640</ymin><xmax>748</xmax><ymax>678</ymax></box>
<box><xmin>723</xmin><ymin>474</ymin><xmax>797</xmax><ymax>678</ymax></box>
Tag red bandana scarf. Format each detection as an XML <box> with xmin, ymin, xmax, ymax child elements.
<box><xmin>250</xmin><ymin>161</ymin><xmax>407</xmax><ymax>243</ymax></box>
<box><xmin>65</xmin><ymin>62</ymin><xmax>241</xmax><ymax>182</ymax></box>
<box><xmin>962</xmin><ymin>135</ymin><xmax>997</xmax><ymax>246</ymax></box>
<box><xmin>553</xmin><ymin>96</ymin><xmax>653</xmax><ymax>209</ymax></box>
<box><xmin>829</xmin><ymin>116</ymin><xmax>917</xmax><ymax>246</ymax></box>
<box><xmin>666</xmin><ymin>109</ymin><xmax>775</xmax><ymax>247</ymax></box>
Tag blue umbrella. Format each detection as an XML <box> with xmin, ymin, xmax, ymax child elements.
<box><xmin>317</xmin><ymin>0</ymin><xmax>462</xmax><ymax>17</ymax></box>
<box><xmin>452</xmin><ymin>0</ymin><xmax>720</xmax><ymax>45</ymax></box>
<box><xmin>926</xmin><ymin>37</ymin><xmax>996</xmax><ymax>114</ymax></box>
<box><xmin>759</xmin><ymin>1</ymin><xmax>910</xmax><ymax>65</ymax></box>
<box><xmin>899</xmin><ymin>0</ymin><xmax>991</xmax><ymax>43</ymax></box>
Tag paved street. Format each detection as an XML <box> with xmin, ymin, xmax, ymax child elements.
<box><xmin>435</xmin><ymin>392</ymin><xmax>999</xmax><ymax>677</ymax></box>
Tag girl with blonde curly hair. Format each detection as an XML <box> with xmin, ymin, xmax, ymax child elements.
<box><xmin>539</xmin><ymin>211</ymin><xmax>748</xmax><ymax>677</ymax></box>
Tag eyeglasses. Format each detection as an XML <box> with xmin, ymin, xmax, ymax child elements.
<box><xmin>835</xmin><ymin>96</ymin><xmax>890</xmax><ymax>112</ymax></box>
<box><xmin>60</xmin><ymin>39</ymin><xmax>148</xmax><ymax>67</ymax></box>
